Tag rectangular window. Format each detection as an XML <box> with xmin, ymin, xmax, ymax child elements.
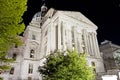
<box><xmin>30</xmin><ymin>49</ymin><xmax>35</xmax><ymax>58</ymax></box>
<box><xmin>10</xmin><ymin>67</ymin><xmax>14</xmax><ymax>75</ymax></box>
<box><xmin>12</xmin><ymin>53</ymin><xmax>17</xmax><ymax>60</ymax></box>
<box><xmin>28</xmin><ymin>64</ymin><xmax>33</xmax><ymax>74</ymax></box>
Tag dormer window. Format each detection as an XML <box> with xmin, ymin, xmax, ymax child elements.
<box><xmin>30</xmin><ymin>49</ymin><xmax>35</xmax><ymax>58</ymax></box>
<box><xmin>32</xmin><ymin>34</ymin><xmax>36</xmax><ymax>40</ymax></box>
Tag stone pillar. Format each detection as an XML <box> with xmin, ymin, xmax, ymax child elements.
<box><xmin>64</xmin><ymin>23</ymin><xmax>72</xmax><ymax>51</ymax></box>
<box><xmin>86</xmin><ymin>33</ymin><xmax>91</xmax><ymax>56</ymax></box>
<box><xmin>61</xmin><ymin>21</ymin><xmax>63</xmax><ymax>50</ymax></box>
<box><xmin>84</xmin><ymin>32</ymin><xmax>88</xmax><ymax>55</ymax></box>
<box><xmin>83</xmin><ymin>30</ymin><xmax>90</xmax><ymax>56</ymax></box>
<box><xmin>50</xmin><ymin>22</ymin><xmax>55</xmax><ymax>53</ymax></box>
<box><xmin>62</xmin><ymin>22</ymin><xmax>66</xmax><ymax>51</ymax></box>
<box><xmin>78</xmin><ymin>33</ymin><xmax>83</xmax><ymax>53</ymax></box>
<box><xmin>68</xmin><ymin>29</ymin><xmax>72</xmax><ymax>50</ymax></box>
<box><xmin>93</xmin><ymin>32</ymin><xmax>101</xmax><ymax>58</ymax></box>
<box><xmin>73</xmin><ymin>27</ymin><xmax>78</xmax><ymax>51</ymax></box>
<box><xmin>65</xmin><ymin>29</ymin><xmax>68</xmax><ymax>49</ymax></box>
<box><xmin>89</xmin><ymin>32</ymin><xmax>95</xmax><ymax>57</ymax></box>
<box><xmin>58</xmin><ymin>20</ymin><xmax>61</xmax><ymax>51</ymax></box>
<box><xmin>88</xmin><ymin>33</ymin><xmax>93</xmax><ymax>56</ymax></box>
<box><xmin>91</xmin><ymin>32</ymin><xmax>97</xmax><ymax>57</ymax></box>
<box><xmin>47</xmin><ymin>26</ymin><xmax>51</xmax><ymax>55</ymax></box>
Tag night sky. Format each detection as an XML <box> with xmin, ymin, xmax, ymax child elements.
<box><xmin>23</xmin><ymin>0</ymin><xmax>120</xmax><ymax>45</ymax></box>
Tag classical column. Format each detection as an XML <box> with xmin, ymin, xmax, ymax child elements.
<box><xmin>50</xmin><ymin>22</ymin><xmax>55</xmax><ymax>53</ymax></box>
<box><xmin>83</xmin><ymin>30</ymin><xmax>90</xmax><ymax>56</ymax></box>
<box><xmin>87</xmin><ymin>34</ymin><xmax>92</xmax><ymax>56</ymax></box>
<box><xmin>62</xmin><ymin>22</ymin><xmax>66</xmax><ymax>51</ymax></box>
<box><xmin>78</xmin><ymin>33</ymin><xmax>83</xmax><ymax>53</ymax></box>
<box><xmin>71</xmin><ymin>27</ymin><xmax>75</xmax><ymax>51</ymax></box>
<box><xmin>93</xmin><ymin>32</ymin><xmax>101</xmax><ymax>58</ymax></box>
<box><xmin>58</xmin><ymin>20</ymin><xmax>61</xmax><ymax>51</ymax></box>
<box><xmin>91</xmin><ymin>32</ymin><xmax>97</xmax><ymax>57</ymax></box>
<box><xmin>68</xmin><ymin>29</ymin><xmax>72</xmax><ymax>50</ymax></box>
<box><xmin>47</xmin><ymin>26</ymin><xmax>51</xmax><ymax>55</ymax></box>
<box><xmin>90</xmin><ymin>32</ymin><xmax>96</xmax><ymax>56</ymax></box>
<box><xmin>73</xmin><ymin>27</ymin><xmax>78</xmax><ymax>51</ymax></box>
<box><xmin>89</xmin><ymin>33</ymin><xmax>94</xmax><ymax>56</ymax></box>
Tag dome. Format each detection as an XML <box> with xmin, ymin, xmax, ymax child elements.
<box><xmin>33</xmin><ymin>12</ymin><xmax>41</xmax><ymax>19</ymax></box>
<box><xmin>31</xmin><ymin>11</ymin><xmax>42</xmax><ymax>23</ymax></box>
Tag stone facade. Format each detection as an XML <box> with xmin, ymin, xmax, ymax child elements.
<box><xmin>100</xmin><ymin>40</ymin><xmax>120</xmax><ymax>71</ymax></box>
<box><xmin>100</xmin><ymin>40</ymin><xmax>120</xmax><ymax>80</ymax></box>
<box><xmin>0</xmin><ymin>8</ymin><xmax>105</xmax><ymax>80</ymax></box>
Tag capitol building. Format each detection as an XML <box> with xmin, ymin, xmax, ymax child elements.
<box><xmin>0</xmin><ymin>5</ymin><xmax>105</xmax><ymax>80</ymax></box>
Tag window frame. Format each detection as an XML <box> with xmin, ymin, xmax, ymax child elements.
<box><xmin>30</xmin><ymin>49</ymin><xmax>35</xmax><ymax>58</ymax></box>
<box><xmin>28</xmin><ymin>64</ymin><xmax>33</xmax><ymax>74</ymax></box>
<box><xmin>10</xmin><ymin>67</ymin><xmax>14</xmax><ymax>75</ymax></box>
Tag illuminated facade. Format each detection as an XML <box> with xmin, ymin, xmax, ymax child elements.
<box><xmin>0</xmin><ymin>7</ymin><xmax>105</xmax><ymax>80</ymax></box>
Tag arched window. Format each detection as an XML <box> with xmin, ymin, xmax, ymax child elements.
<box><xmin>30</xmin><ymin>49</ymin><xmax>35</xmax><ymax>58</ymax></box>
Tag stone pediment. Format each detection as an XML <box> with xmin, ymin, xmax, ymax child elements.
<box><xmin>44</xmin><ymin>8</ymin><xmax>97</xmax><ymax>27</ymax></box>
<box><xmin>58</xmin><ymin>10</ymin><xmax>96</xmax><ymax>27</ymax></box>
<box><xmin>32</xmin><ymin>8</ymin><xmax>97</xmax><ymax>28</ymax></box>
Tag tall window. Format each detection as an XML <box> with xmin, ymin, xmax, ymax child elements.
<box><xmin>30</xmin><ymin>49</ymin><xmax>35</xmax><ymax>58</ymax></box>
<box><xmin>12</xmin><ymin>53</ymin><xmax>17</xmax><ymax>60</ymax></box>
<box><xmin>10</xmin><ymin>67</ymin><xmax>14</xmax><ymax>75</ymax></box>
<box><xmin>28</xmin><ymin>64</ymin><xmax>33</xmax><ymax>74</ymax></box>
<box><xmin>32</xmin><ymin>34</ymin><xmax>36</xmax><ymax>40</ymax></box>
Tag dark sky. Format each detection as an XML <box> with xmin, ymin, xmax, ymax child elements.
<box><xmin>23</xmin><ymin>0</ymin><xmax>120</xmax><ymax>45</ymax></box>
